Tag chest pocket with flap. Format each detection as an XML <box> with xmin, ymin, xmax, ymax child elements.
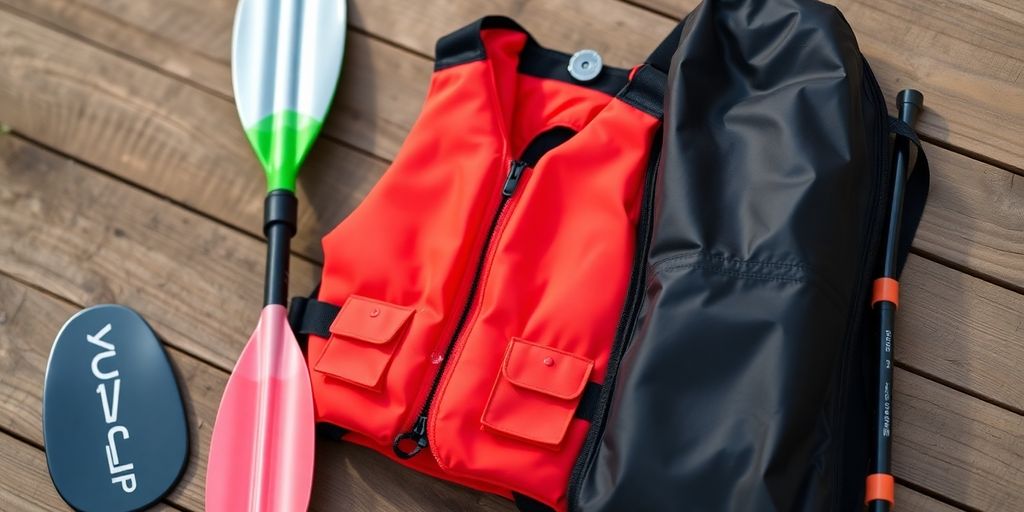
<box><xmin>314</xmin><ymin>295</ymin><xmax>414</xmax><ymax>389</ymax></box>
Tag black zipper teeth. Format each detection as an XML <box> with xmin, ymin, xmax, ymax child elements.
<box><xmin>419</xmin><ymin>193</ymin><xmax>510</xmax><ymax>420</ymax></box>
<box><xmin>567</xmin><ymin>139</ymin><xmax>662</xmax><ymax>510</ymax></box>
<box><xmin>393</xmin><ymin>160</ymin><xmax>527</xmax><ymax>459</ymax></box>
<box><xmin>394</xmin><ymin>129</ymin><xmax>578</xmax><ymax>457</ymax></box>
<box><xmin>831</xmin><ymin>58</ymin><xmax>890</xmax><ymax>510</ymax></box>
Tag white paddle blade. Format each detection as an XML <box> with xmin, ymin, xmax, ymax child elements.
<box><xmin>231</xmin><ymin>0</ymin><xmax>348</xmax><ymax>190</ymax></box>
<box><xmin>232</xmin><ymin>0</ymin><xmax>347</xmax><ymax>129</ymax></box>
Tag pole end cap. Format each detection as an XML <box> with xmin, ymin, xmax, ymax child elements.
<box><xmin>896</xmin><ymin>89</ymin><xmax>924</xmax><ymax>109</ymax></box>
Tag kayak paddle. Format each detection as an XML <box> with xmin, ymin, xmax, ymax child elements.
<box><xmin>205</xmin><ymin>1</ymin><xmax>347</xmax><ymax>510</ymax></box>
<box><xmin>866</xmin><ymin>89</ymin><xmax>923</xmax><ymax>512</ymax></box>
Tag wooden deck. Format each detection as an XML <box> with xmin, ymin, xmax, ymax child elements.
<box><xmin>0</xmin><ymin>0</ymin><xmax>1020</xmax><ymax>510</ymax></box>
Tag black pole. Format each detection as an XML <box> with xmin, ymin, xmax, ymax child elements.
<box><xmin>263</xmin><ymin>190</ymin><xmax>298</xmax><ymax>306</ymax></box>
<box><xmin>868</xmin><ymin>89</ymin><xmax>923</xmax><ymax>512</ymax></box>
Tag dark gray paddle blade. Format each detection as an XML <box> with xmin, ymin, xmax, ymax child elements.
<box><xmin>43</xmin><ymin>305</ymin><xmax>188</xmax><ymax>512</ymax></box>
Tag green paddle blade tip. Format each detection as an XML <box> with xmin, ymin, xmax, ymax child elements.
<box><xmin>244</xmin><ymin>110</ymin><xmax>324</xmax><ymax>192</ymax></box>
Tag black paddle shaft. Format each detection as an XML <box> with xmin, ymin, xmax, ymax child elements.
<box><xmin>869</xmin><ymin>89</ymin><xmax>923</xmax><ymax>512</ymax></box>
<box><xmin>264</xmin><ymin>190</ymin><xmax>298</xmax><ymax>306</ymax></box>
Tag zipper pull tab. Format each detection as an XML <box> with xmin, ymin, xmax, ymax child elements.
<box><xmin>392</xmin><ymin>415</ymin><xmax>429</xmax><ymax>459</ymax></box>
<box><xmin>502</xmin><ymin>160</ymin><xmax>528</xmax><ymax>197</ymax></box>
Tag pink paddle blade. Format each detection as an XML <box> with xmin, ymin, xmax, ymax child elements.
<box><xmin>206</xmin><ymin>305</ymin><xmax>315</xmax><ymax>512</ymax></box>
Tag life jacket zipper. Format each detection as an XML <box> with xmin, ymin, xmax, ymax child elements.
<box><xmin>393</xmin><ymin>126</ymin><xmax>576</xmax><ymax>460</ymax></box>
<box><xmin>392</xmin><ymin>158</ymin><xmax>529</xmax><ymax>459</ymax></box>
<box><xmin>502</xmin><ymin>160</ymin><xmax>528</xmax><ymax>197</ymax></box>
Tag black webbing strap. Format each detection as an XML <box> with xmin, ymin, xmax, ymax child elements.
<box><xmin>888</xmin><ymin>116</ymin><xmax>931</xmax><ymax>277</ymax></box>
<box><xmin>616</xmin><ymin>17</ymin><xmax>686</xmax><ymax>121</ymax></box>
<box><xmin>288</xmin><ymin>296</ymin><xmax>339</xmax><ymax>341</ymax></box>
<box><xmin>645</xmin><ymin>18</ymin><xmax>686</xmax><ymax>74</ymax></box>
<box><xmin>574</xmin><ymin>381</ymin><xmax>602</xmax><ymax>421</ymax></box>
<box><xmin>315</xmin><ymin>422</ymin><xmax>348</xmax><ymax>440</ymax></box>
<box><xmin>617</xmin><ymin>66</ymin><xmax>667</xmax><ymax>119</ymax></box>
<box><xmin>434</xmin><ymin>16</ymin><xmax>525</xmax><ymax>71</ymax></box>
<box><xmin>513</xmin><ymin>492</ymin><xmax>556</xmax><ymax>512</ymax></box>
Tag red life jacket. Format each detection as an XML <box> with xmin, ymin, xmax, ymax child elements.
<box><xmin>291</xmin><ymin>17</ymin><xmax>671</xmax><ymax>511</ymax></box>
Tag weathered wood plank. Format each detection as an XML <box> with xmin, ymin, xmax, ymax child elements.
<box><xmin>0</xmin><ymin>132</ymin><xmax>317</xmax><ymax>372</ymax></box>
<box><xmin>0</xmin><ymin>11</ymin><xmax>382</xmax><ymax>263</ymax></box>
<box><xmin>628</xmin><ymin>0</ymin><xmax>1024</xmax><ymax>171</ymax></box>
<box><xmin>0</xmin><ymin>273</ymin><xmax>512</xmax><ymax>512</ymax></box>
<box><xmin>0</xmin><ymin>431</ymin><xmax>90</xmax><ymax>511</ymax></box>
<box><xmin>900</xmin><ymin>255</ymin><xmax>1024</xmax><ymax>413</ymax></box>
<box><xmin>894</xmin><ymin>369</ymin><xmax>1024</xmax><ymax>512</ymax></box>
<box><xmin>0</xmin><ymin>429</ymin><xmax>176</xmax><ymax>511</ymax></box>
<box><xmin>0</xmin><ymin>0</ymin><xmax>431</xmax><ymax>161</ymax></box>
<box><xmin>0</xmin><ymin>0</ymin><xmax>235</xmax><ymax>94</ymax></box>
<box><xmin>0</xmin><ymin>8</ymin><xmax>1021</xmax><ymax>291</ymax></box>
<box><xmin>896</xmin><ymin>486</ymin><xmax>964</xmax><ymax>512</ymax></box>
<box><xmin>0</xmin><ymin>271</ymin><xmax>967</xmax><ymax>512</ymax></box>
<box><xmin>913</xmin><ymin>146</ymin><xmax>1024</xmax><ymax>291</ymax></box>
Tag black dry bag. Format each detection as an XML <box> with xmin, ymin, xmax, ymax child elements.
<box><xmin>570</xmin><ymin>0</ymin><xmax>929</xmax><ymax>510</ymax></box>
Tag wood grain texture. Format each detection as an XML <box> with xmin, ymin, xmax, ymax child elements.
<box><xmin>894</xmin><ymin>369</ymin><xmax>1024</xmax><ymax>512</ymax></box>
<box><xmin>0</xmin><ymin>11</ymin><xmax>384</xmax><ymax>262</ymax></box>
<box><xmin>0</xmin><ymin>431</ymin><xmax>84</xmax><ymax>510</ymax></box>
<box><xmin>0</xmin><ymin>273</ymin><xmax>513</xmax><ymax>512</ymax></box>
<box><xmin>0</xmin><ymin>429</ymin><xmax>176</xmax><ymax>511</ymax></box>
<box><xmin>896</xmin><ymin>486</ymin><xmax>964</xmax><ymax>512</ymax></box>
<box><xmin>0</xmin><ymin>0</ymin><xmax>431</xmax><ymax>161</ymax></box>
<box><xmin>913</xmin><ymin>146</ymin><xmax>1024</xmax><ymax>290</ymax></box>
<box><xmin>0</xmin><ymin>132</ymin><xmax>320</xmax><ymax>372</ymax></box>
<box><xmin>899</xmin><ymin>255</ymin><xmax>1024</xmax><ymax>412</ymax></box>
<box><xmin>0</xmin><ymin>5</ymin><xmax>1021</xmax><ymax>291</ymax></box>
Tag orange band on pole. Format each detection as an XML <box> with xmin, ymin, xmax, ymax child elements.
<box><xmin>865</xmin><ymin>473</ymin><xmax>895</xmax><ymax>505</ymax></box>
<box><xmin>872</xmin><ymin>277</ymin><xmax>900</xmax><ymax>309</ymax></box>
